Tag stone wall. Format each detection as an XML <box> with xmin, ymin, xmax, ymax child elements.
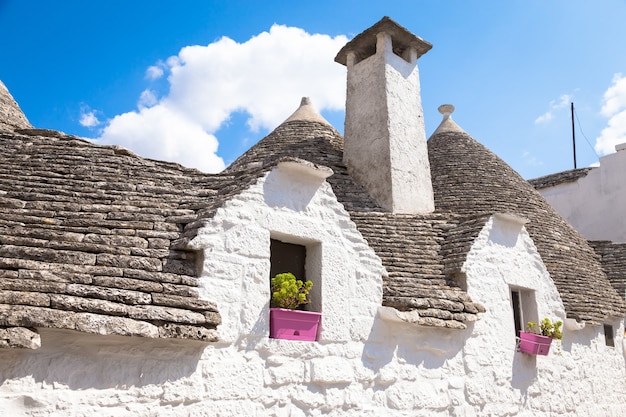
<box><xmin>1</xmin><ymin>169</ymin><xmax>626</xmax><ymax>416</ymax></box>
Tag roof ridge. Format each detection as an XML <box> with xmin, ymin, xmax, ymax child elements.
<box><xmin>0</xmin><ymin>80</ymin><xmax>33</xmax><ymax>131</ymax></box>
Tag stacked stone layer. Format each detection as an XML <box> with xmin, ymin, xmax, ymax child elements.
<box><xmin>0</xmin><ymin>130</ymin><xmax>228</xmax><ymax>345</ymax></box>
<box><xmin>0</xmin><ymin>81</ymin><xmax>32</xmax><ymax>131</ymax></box>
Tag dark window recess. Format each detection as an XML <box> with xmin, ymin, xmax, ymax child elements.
<box><xmin>270</xmin><ymin>239</ymin><xmax>307</xmax><ymax>310</ymax></box>
<box><xmin>604</xmin><ymin>324</ymin><xmax>615</xmax><ymax>347</ymax></box>
<box><xmin>270</xmin><ymin>239</ymin><xmax>306</xmax><ymax>281</ymax></box>
<box><xmin>511</xmin><ymin>290</ymin><xmax>523</xmax><ymax>337</ymax></box>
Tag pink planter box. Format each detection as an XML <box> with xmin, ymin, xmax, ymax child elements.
<box><xmin>518</xmin><ymin>331</ymin><xmax>553</xmax><ymax>355</ymax></box>
<box><xmin>270</xmin><ymin>308</ymin><xmax>321</xmax><ymax>341</ymax></box>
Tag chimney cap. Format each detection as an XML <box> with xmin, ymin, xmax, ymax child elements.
<box><xmin>334</xmin><ymin>16</ymin><xmax>432</xmax><ymax>66</ymax></box>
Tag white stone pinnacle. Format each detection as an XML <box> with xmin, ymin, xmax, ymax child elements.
<box><xmin>283</xmin><ymin>97</ymin><xmax>331</xmax><ymax>125</ymax></box>
<box><xmin>432</xmin><ymin>103</ymin><xmax>465</xmax><ymax>135</ymax></box>
<box><xmin>438</xmin><ymin>104</ymin><xmax>455</xmax><ymax>117</ymax></box>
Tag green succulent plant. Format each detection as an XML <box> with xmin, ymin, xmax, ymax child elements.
<box><xmin>271</xmin><ymin>272</ymin><xmax>313</xmax><ymax>310</ymax></box>
<box><xmin>526</xmin><ymin>318</ymin><xmax>563</xmax><ymax>340</ymax></box>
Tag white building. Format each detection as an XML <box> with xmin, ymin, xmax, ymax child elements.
<box><xmin>531</xmin><ymin>144</ymin><xmax>626</xmax><ymax>243</ymax></box>
<box><xmin>1</xmin><ymin>17</ymin><xmax>625</xmax><ymax>417</ymax></box>
<box><xmin>531</xmin><ymin>143</ymin><xmax>626</xmax><ymax>304</ymax></box>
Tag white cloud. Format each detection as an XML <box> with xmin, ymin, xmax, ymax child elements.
<box><xmin>535</xmin><ymin>94</ymin><xmax>572</xmax><ymax>124</ymax></box>
<box><xmin>92</xmin><ymin>25</ymin><xmax>348</xmax><ymax>173</ymax></box>
<box><xmin>79</xmin><ymin>110</ymin><xmax>100</xmax><ymax>127</ymax></box>
<box><xmin>522</xmin><ymin>150</ymin><xmax>543</xmax><ymax>167</ymax></box>
<box><xmin>600</xmin><ymin>73</ymin><xmax>626</xmax><ymax>116</ymax></box>
<box><xmin>595</xmin><ymin>73</ymin><xmax>626</xmax><ymax>155</ymax></box>
<box><xmin>145</xmin><ymin>64</ymin><xmax>164</xmax><ymax>80</ymax></box>
<box><xmin>534</xmin><ymin>112</ymin><xmax>553</xmax><ymax>124</ymax></box>
<box><xmin>99</xmin><ymin>105</ymin><xmax>224</xmax><ymax>171</ymax></box>
<box><xmin>138</xmin><ymin>89</ymin><xmax>158</xmax><ymax>108</ymax></box>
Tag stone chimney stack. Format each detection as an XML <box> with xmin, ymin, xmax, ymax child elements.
<box><xmin>335</xmin><ymin>17</ymin><xmax>434</xmax><ymax>214</ymax></box>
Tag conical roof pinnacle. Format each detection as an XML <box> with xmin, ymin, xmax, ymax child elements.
<box><xmin>432</xmin><ymin>103</ymin><xmax>464</xmax><ymax>136</ymax></box>
<box><xmin>283</xmin><ymin>97</ymin><xmax>331</xmax><ymax>126</ymax></box>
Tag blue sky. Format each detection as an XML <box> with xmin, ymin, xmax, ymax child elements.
<box><xmin>1</xmin><ymin>0</ymin><xmax>626</xmax><ymax>178</ymax></box>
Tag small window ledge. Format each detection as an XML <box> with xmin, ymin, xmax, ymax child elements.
<box><xmin>276</xmin><ymin>158</ymin><xmax>333</xmax><ymax>180</ymax></box>
<box><xmin>564</xmin><ymin>318</ymin><xmax>586</xmax><ymax>331</ymax></box>
<box><xmin>378</xmin><ymin>306</ymin><xmax>420</xmax><ymax>324</ymax></box>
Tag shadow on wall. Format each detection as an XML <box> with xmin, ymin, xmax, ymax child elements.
<box><xmin>0</xmin><ymin>328</ymin><xmax>205</xmax><ymax>390</ymax></box>
<box><xmin>361</xmin><ymin>315</ymin><xmax>474</xmax><ymax>372</ymax></box>
<box><xmin>510</xmin><ymin>324</ymin><xmax>598</xmax><ymax>395</ymax></box>
<box><xmin>511</xmin><ymin>349</ymin><xmax>538</xmax><ymax>394</ymax></box>
<box><xmin>236</xmin><ymin>307</ymin><xmax>473</xmax><ymax>373</ymax></box>
<box><xmin>249</xmin><ymin>301</ymin><xmax>271</xmax><ymax>338</ymax></box>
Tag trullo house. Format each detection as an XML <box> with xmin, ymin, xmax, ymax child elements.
<box><xmin>1</xmin><ymin>17</ymin><xmax>626</xmax><ymax>417</ymax></box>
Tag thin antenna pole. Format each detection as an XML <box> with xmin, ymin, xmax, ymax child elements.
<box><xmin>571</xmin><ymin>102</ymin><xmax>577</xmax><ymax>169</ymax></box>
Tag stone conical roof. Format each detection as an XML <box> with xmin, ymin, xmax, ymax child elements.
<box><xmin>0</xmin><ymin>81</ymin><xmax>32</xmax><ymax>131</ymax></box>
<box><xmin>428</xmin><ymin>107</ymin><xmax>626</xmax><ymax>324</ymax></box>
<box><xmin>225</xmin><ymin>98</ymin><xmax>486</xmax><ymax>328</ymax></box>
<box><xmin>225</xmin><ymin>98</ymin><xmax>381</xmax><ymax>212</ymax></box>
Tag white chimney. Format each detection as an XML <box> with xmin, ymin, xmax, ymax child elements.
<box><xmin>335</xmin><ymin>17</ymin><xmax>434</xmax><ymax>214</ymax></box>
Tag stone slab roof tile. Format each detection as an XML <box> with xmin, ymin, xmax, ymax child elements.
<box><xmin>13</xmin><ymin>91</ymin><xmax>613</xmax><ymax>339</ymax></box>
<box><xmin>529</xmin><ymin>168</ymin><xmax>593</xmax><ymax>189</ymax></box>
<box><xmin>0</xmin><ymin>81</ymin><xmax>32</xmax><ymax>131</ymax></box>
<box><xmin>589</xmin><ymin>241</ymin><xmax>626</xmax><ymax>300</ymax></box>
<box><xmin>226</xmin><ymin>120</ymin><xmax>383</xmax><ymax>212</ymax></box>
<box><xmin>0</xmin><ymin>130</ymin><xmax>228</xmax><ymax>346</ymax></box>
<box><xmin>349</xmin><ymin>212</ymin><xmax>485</xmax><ymax>328</ymax></box>
<box><xmin>440</xmin><ymin>215</ymin><xmax>491</xmax><ymax>274</ymax></box>
<box><xmin>428</xmin><ymin>129</ymin><xmax>626</xmax><ymax>324</ymax></box>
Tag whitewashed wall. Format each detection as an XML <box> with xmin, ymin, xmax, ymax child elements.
<box><xmin>538</xmin><ymin>143</ymin><xmax>626</xmax><ymax>242</ymax></box>
<box><xmin>462</xmin><ymin>215</ymin><xmax>626</xmax><ymax>416</ymax></box>
<box><xmin>189</xmin><ymin>161</ymin><xmax>385</xmax><ymax>344</ymax></box>
<box><xmin>1</xmin><ymin>169</ymin><xmax>626</xmax><ymax>416</ymax></box>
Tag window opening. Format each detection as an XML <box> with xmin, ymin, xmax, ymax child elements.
<box><xmin>510</xmin><ymin>287</ymin><xmax>537</xmax><ymax>337</ymax></box>
<box><xmin>270</xmin><ymin>239</ymin><xmax>306</xmax><ymax>282</ymax></box>
<box><xmin>511</xmin><ymin>290</ymin><xmax>523</xmax><ymax>337</ymax></box>
<box><xmin>268</xmin><ymin>237</ymin><xmax>323</xmax><ymax>341</ymax></box>
<box><xmin>270</xmin><ymin>239</ymin><xmax>308</xmax><ymax>311</ymax></box>
<box><xmin>604</xmin><ymin>324</ymin><xmax>615</xmax><ymax>347</ymax></box>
